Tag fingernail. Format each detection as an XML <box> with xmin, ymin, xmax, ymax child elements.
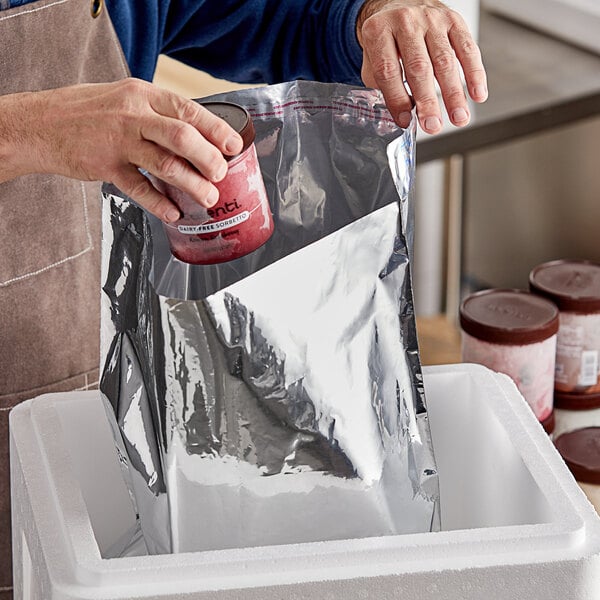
<box><xmin>398</xmin><ymin>111</ymin><xmax>412</xmax><ymax>127</ymax></box>
<box><xmin>226</xmin><ymin>135</ymin><xmax>242</xmax><ymax>154</ymax></box>
<box><xmin>474</xmin><ymin>85</ymin><xmax>488</xmax><ymax>100</ymax></box>
<box><xmin>166</xmin><ymin>207</ymin><xmax>180</xmax><ymax>223</ymax></box>
<box><xmin>205</xmin><ymin>187</ymin><xmax>219</xmax><ymax>207</ymax></box>
<box><xmin>424</xmin><ymin>117</ymin><xmax>441</xmax><ymax>132</ymax></box>
<box><xmin>213</xmin><ymin>162</ymin><xmax>228</xmax><ymax>182</ymax></box>
<box><xmin>452</xmin><ymin>108</ymin><xmax>469</xmax><ymax>124</ymax></box>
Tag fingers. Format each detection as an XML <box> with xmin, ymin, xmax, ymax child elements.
<box><xmin>132</xmin><ymin>140</ymin><xmax>220</xmax><ymax>212</ymax></box>
<box><xmin>424</xmin><ymin>11</ymin><xmax>487</xmax><ymax>127</ymax></box>
<box><xmin>363</xmin><ymin>53</ymin><xmax>415</xmax><ymax>125</ymax></box>
<box><xmin>397</xmin><ymin>22</ymin><xmax>445</xmax><ymax>133</ymax></box>
<box><xmin>414</xmin><ymin>13</ymin><xmax>470</xmax><ymax>130</ymax></box>
<box><xmin>112</xmin><ymin>165</ymin><xmax>183</xmax><ymax>223</ymax></box>
<box><xmin>137</xmin><ymin>85</ymin><xmax>250</xmax><ymax>211</ymax></box>
<box><xmin>449</xmin><ymin>23</ymin><xmax>488</xmax><ymax>104</ymax></box>
<box><xmin>147</xmin><ymin>90</ymin><xmax>243</xmax><ymax>157</ymax></box>
<box><xmin>358</xmin><ymin>2</ymin><xmax>488</xmax><ymax>134</ymax></box>
<box><xmin>140</xmin><ymin>115</ymin><xmax>228</xmax><ymax>186</ymax></box>
<box><xmin>361</xmin><ymin>18</ymin><xmax>414</xmax><ymax>129</ymax></box>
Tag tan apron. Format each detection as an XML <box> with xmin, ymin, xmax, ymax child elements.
<box><xmin>0</xmin><ymin>0</ymin><xmax>129</xmax><ymax>596</ymax></box>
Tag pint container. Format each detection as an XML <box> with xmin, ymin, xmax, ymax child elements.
<box><xmin>460</xmin><ymin>288</ymin><xmax>559</xmax><ymax>432</ymax></box>
<box><xmin>152</xmin><ymin>101</ymin><xmax>273</xmax><ymax>265</ymax></box>
<box><xmin>529</xmin><ymin>260</ymin><xmax>600</xmax><ymax>405</ymax></box>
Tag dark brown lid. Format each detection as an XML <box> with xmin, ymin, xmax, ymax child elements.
<box><xmin>554</xmin><ymin>427</ymin><xmax>600</xmax><ymax>485</ymax></box>
<box><xmin>554</xmin><ymin>389</ymin><xmax>600</xmax><ymax>411</ymax></box>
<box><xmin>459</xmin><ymin>288</ymin><xmax>559</xmax><ymax>345</ymax></box>
<box><xmin>197</xmin><ymin>101</ymin><xmax>255</xmax><ymax>159</ymax></box>
<box><xmin>529</xmin><ymin>259</ymin><xmax>600</xmax><ymax>313</ymax></box>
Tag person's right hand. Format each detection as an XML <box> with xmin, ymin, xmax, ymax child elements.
<box><xmin>0</xmin><ymin>78</ymin><xmax>243</xmax><ymax>223</ymax></box>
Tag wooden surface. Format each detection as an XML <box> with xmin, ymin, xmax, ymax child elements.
<box><xmin>416</xmin><ymin>316</ymin><xmax>462</xmax><ymax>366</ymax></box>
<box><xmin>153</xmin><ymin>55</ymin><xmax>257</xmax><ymax>97</ymax></box>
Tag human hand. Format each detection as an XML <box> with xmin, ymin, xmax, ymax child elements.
<box><xmin>0</xmin><ymin>78</ymin><xmax>243</xmax><ymax>223</ymax></box>
<box><xmin>356</xmin><ymin>0</ymin><xmax>488</xmax><ymax>134</ymax></box>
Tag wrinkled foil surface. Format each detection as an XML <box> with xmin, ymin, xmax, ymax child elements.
<box><xmin>100</xmin><ymin>81</ymin><xmax>440</xmax><ymax>556</ymax></box>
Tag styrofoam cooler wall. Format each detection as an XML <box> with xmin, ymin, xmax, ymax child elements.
<box><xmin>9</xmin><ymin>364</ymin><xmax>600</xmax><ymax>599</ymax></box>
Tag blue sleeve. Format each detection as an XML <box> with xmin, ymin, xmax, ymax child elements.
<box><xmin>105</xmin><ymin>0</ymin><xmax>365</xmax><ymax>85</ymax></box>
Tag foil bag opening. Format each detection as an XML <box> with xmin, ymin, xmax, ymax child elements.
<box><xmin>100</xmin><ymin>81</ymin><xmax>440</xmax><ymax>555</ymax></box>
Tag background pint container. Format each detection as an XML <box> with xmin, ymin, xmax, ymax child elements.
<box><xmin>554</xmin><ymin>427</ymin><xmax>600</xmax><ymax>515</ymax></box>
<box><xmin>153</xmin><ymin>101</ymin><xmax>273</xmax><ymax>265</ymax></box>
<box><xmin>460</xmin><ymin>289</ymin><xmax>559</xmax><ymax>432</ymax></box>
<box><xmin>529</xmin><ymin>260</ymin><xmax>600</xmax><ymax>405</ymax></box>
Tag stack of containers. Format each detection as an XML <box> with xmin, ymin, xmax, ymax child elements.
<box><xmin>529</xmin><ymin>259</ymin><xmax>600</xmax><ymax>514</ymax></box>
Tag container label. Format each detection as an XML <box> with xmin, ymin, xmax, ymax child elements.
<box><xmin>555</xmin><ymin>324</ymin><xmax>585</xmax><ymax>385</ymax></box>
<box><xmin>177</xmin><ymin>211</ymin><xmax>250</xmax><ymax>234</ymax></box>
<box><xmin>579</xmin><ymin>350</ymin><xmax>599</xmax><ymax>387</ymax></box>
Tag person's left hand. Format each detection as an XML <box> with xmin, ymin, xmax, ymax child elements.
<box><xmin>356</xmin><ymin>0</ymin><xmax>488</xmax><ymax>134</ymax></box>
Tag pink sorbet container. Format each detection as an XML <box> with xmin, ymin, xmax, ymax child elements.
<box><xmin>153</xmin><ymin>101</ymin><xmax>273</xmax><ymax>265</ymax></box>
<box><xmin>460</xmin><ymin>288</ymin><xmax>559</xmax><ymax>432</ymax></box>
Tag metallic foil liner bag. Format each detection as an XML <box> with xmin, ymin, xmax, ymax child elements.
<box><xmin>100</xmin><ymin>81</ymin><xmax>440</xmax><ymax>555</ymax></box>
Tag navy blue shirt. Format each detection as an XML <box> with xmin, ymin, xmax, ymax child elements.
<box><xmin>3</xmin><ymin>0</ymin><xmax>364</xmax><ymax>84</ymax></box>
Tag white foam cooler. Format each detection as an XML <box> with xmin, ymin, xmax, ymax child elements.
<box><xmin>10</xmin><ymin>364</ymin><xmax>600</xmax><ymax>599</ymax></box>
